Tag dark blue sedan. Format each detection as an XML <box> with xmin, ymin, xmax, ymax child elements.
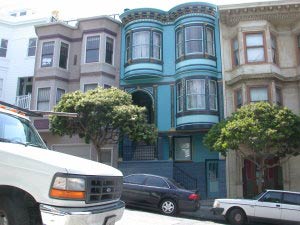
<box><xmin>121</xmin><ymin>174</ymin><xmax>200</xmax><ymax>216</ymax></box>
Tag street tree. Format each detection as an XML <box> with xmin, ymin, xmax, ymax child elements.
<box><xmin>50</xmin><ymin>87</ymin><xmax>158</xmax><ymax>160</ymax></box>
<box><xmin>203</xmin><ymin>102</ymin><xmax>300</xmax><ymax>192</ymax></box>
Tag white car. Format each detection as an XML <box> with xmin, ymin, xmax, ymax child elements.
<box><xmin>212</xmin><ymin>189</ymin><xmax>300</xmax><ymax>225</ymax></box>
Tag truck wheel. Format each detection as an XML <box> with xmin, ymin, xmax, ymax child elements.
<box><xmin>0</xmin><ymin>196</ymin><xmax>31</xmax><ymax>225</ymax></box>
<box><xmin>160</xmin><ymin>199</ymin><xmax>177</xmax><ymax>216</ymax></box>
<box><xmin>228</xmin><ymin>208</ymin><xmax>246</xmax><ymax>225</ymax></box>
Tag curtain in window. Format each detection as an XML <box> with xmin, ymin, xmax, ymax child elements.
<box><xmin>186</xmin><ymin>79</ymin><xmax>205</xmax><ymax>110</ymax></box>
<box><xmin>37</xmin><ymin>88</ymin><xmax>50</xmax><ymax>110</ymax></box>
<box><xmin>246</xmin><ymin>33</ymin><xmax>265</xmax><ymax>62</ymax></box>
<box><xmin>86</xmin><ymin>36</ymin><xmax>100</xmax><ymax>63</ymax></box>
<box><xmin>185</xmin><ymin>26</ymin><xmax>203</xmax><ymax>54</ymax></box>
<box><xmin>209</xmin><ymin>80</ymin><xmax>217</xmax><ymax>110</ymax></box>
<box><xmin>174</xmin><ymin>137</ymin><xmax>191</xmax><ymax>161</ymax></box>
<box><xmin>206</xmin><ymin>27</ymin><xmax>214</xmax><ymax>56</ymax></box>
<box><xmin>250</xmin><ymin>87</ymin><xmax>268</xmax><ymax>102</ymax></box>
<box><xmin>176</xmin><ymin>82</ymin><xmax>183</xmax><ymax>112</ymax></box>
<box><xmin>176</xmin><ymin>30</ymin><xmax>184</xmax><ymax>58</ymax></box>
<box><xmin>132</xmin><ymin>31</ymin><xmax>150</xmax><ymax>59</ymax></box>
<box><xmin>152</xmin><ymin>32</ymin><xmax>161</xmax><ymax>60</ymax></box>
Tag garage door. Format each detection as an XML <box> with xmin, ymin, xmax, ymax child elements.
<box><xmin>52</xmin><ymin>144</ymin><xmax>92</xmax><ymax>160</ymax></box>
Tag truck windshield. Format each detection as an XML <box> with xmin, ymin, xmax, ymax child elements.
<box><xmin>0</xmin><ymin>112</ymin><xmax>47</xmax><ymax>149</ymax></box>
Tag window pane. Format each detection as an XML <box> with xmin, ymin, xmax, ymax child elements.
<box><xmin>126</xmin><ymin>34</ymin><xmax>131</xmax><ymax>61</ymax></box>
<box><xmin>59</xmin><ymin>42</ymin><xmax>69</xmax><ymax>69</ymax></box>
<box><xmin>186</xmin><ymin>79</ymin><xmax>206</xmax><ymax>110</ymax></box>
<box><xmin>37</xmin><ymin>88</ymin><xmax>50</xmax><ymax>110</ymax></box>
<box><xmin>206</xmin><ymin>28</ymin><xmax>214</xmax><ymax>56</ymax></box>
<box><xmin>1</xmin><ymin>39</ymin><xmax>8</xmax><ymax>48</ymax></box>
<box><xmin>152</xmin><ymin>32</ymin><xmax>161</xmax><ymax>60</ymax></box>
<box><xmin>132</xmin><ymin>31</ymin><xmax>150</xmax><ymax>59</ymax></box>
<box><xmin>283</xmin><ymin>193</ymin><xmax>300</xmax><ymax>205</ymax></box>
<box><xmin>236</xmin><ymin>89</ymin><xmax>243</xmax><ymax>108</ymax></box>
<box><xmin>174</xmin><ymin>137</ymin><xmax>191</xmax><ymax>161</ymax></box>
<box><xmin>250</xmin><ymin>87</ymin><xmax>268</xmax><ymax>102</ymax></box>
<box><xmin>247</xmin><ymin>47</ymin><xmax>265</xmax><ymax>62</ymax></box>
<box><xmin>176</xmin><ymin>30</ymin><xmax>184</xmax><ymax>58</ymax></box>
<box><xmin>84</xmin><ymin>83</ymin><xmax>97</xmax><ymax>92</ymax></box>
<box><xmin>28</xmin><ymin>38</ymin><xmax>37</xmax><ymax>56</ymax></box>
<box><xmin>246</xmin><ymin>33</ymin><xmax>263</xmax><ymax>46</ymax></box>
<box><xmin>41</xmin><ymin>41</ymin><xmax>54</xmax><ymax>67</ymax></box>
<box><xmin>0</xmin><ymin>39</ymin><xmax>8</xmax><ymax>57</ymax></box>
<box><xmin>124</xmin><ymin>174</ymin><xmax>146</xmax><ymax>185</ymax></box>
<box><xmin>276</xmin><ymin>88</ymin><xmax>282</xmax><ymax>106</ymax></box>
<box><xmin>209</xmin><ymin>80</ymin><xmax>217</xmax><ymax>110</ymax></box>
<box><xmin>56</xmin><ymin>88</ymin><xmax>65</xmax><ymax>104</ymax></box>
<box><xmin>105</xmin><ymin>37</ymin><xmax>114</xmax><ymax>64</ymax></box>
<box><xmin>177</xmin><ymin>82</ymin><xmax>183</xmax><ymax>112</ymax></box>
<box><xmin>185</xmin><ymin>26</ymin><xmax>203</xmax><ymax>54</ymax></box>
<box><xmin>233</xmin><ymin>38</ymin><xmax>239</xmax><ymax>66</ymax></box>
<box><xmin>86</xmin><ymin>36</ymin><xmax>100</xmax><ymax>63</ymax></box>
<box><xmin>145</xmin><ymin>177</ymin><xmax>168</xmax><ymax>188</ymax></box>
<box><xmin>261</xmin><ymin>192</ymin><xmax>282</xmax><ymax>203</ymax></box>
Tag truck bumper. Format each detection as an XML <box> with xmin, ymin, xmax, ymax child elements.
<box><xmin>40</xmin><ymin>201</ymin><xmax>125</xmax><ymax>225</ymax></box>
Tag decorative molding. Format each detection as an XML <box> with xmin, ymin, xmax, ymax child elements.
<box><xmin>220</xmin><ymin>3</ymin><xmax>300</xmax><ymax>26</ymax></box>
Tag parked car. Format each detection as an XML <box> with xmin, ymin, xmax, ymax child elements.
<box><xmin>121</xmin><ymin>174</ymin><xmax>200</xmax><ymax>215</ymax></box>
<box><xmin>211</xmin><ymin>189</ymin><xmax>300</xmax><ymax>225</ymax></box>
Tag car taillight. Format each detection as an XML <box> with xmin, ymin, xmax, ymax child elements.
<box><xmin>188</xmin><ymin>193</ymin><xmax>200</xmax><ymax>200</ymax></box>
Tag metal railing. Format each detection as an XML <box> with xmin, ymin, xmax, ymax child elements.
<box><xmin>173</xmin><ymin>164</ymin><xmax>198</xmax><ymax>190</ymax></box>
<box><xmin>15</xmin><ymin>94</ymin><xmax>31</xmax><ymax>109</ymax></box>
<box><xmin>122</xmin><ymin>145</ymin><xmax>157</xmax><ymax>161</ymax></box>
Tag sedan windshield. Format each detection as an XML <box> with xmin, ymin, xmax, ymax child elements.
<box><xmin>0</xmin><ymin>112</ymin><xmax>47</xmax><ymax>149</ymax></box>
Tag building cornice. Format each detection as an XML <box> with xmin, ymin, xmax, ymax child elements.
<box><xmin>120</xmin><ymin>3</ymin><xmax>217</xmax><ymax>26</ymax></box>
<box><xmin>220</xmin><ymin>1</ymin><xmax>300</xmax><ymax>26</ymax></box>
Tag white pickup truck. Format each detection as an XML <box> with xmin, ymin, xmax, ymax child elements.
<box><xmin>0</xmin><ymin>102</ymin><xmax>124</xmax><ymax>225</ymax></box>
<box><xmin>212</xmin><ymin>189</ymin><xmax>300</xmax><ymax>225</ymax></box>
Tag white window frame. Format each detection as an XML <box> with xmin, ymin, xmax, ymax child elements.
<box><xmin>176</xmin><ymin>81</ymin><xmax>183</xmax><ymax>113</ymax></box>
<box><xmin>58</xmin><ymin>40</ymin><xmax>70</xmax><ymax>70</ymax></box>
<box><xmin>186</xmin><ymin>79</ymin><xmax>206</xmax><ymax>110</ymax></box>
<box><xmin>99</xmin><ymin>147</ymin><xmax>113</xmax><ymax>166</ymax></box>
<box><xmin>185</xmin><ymin>25</ymin><xmax>204</xmax><ymax>55</ymax></box>
<box><xmin>84</xmin><ymin>34</ymin><xmax>101</xmax><ymax>64</ymax></box>
<box><xmin>206</xmin><ymin>27</ymin><xmax>215</xmax><ymax>56</ymax></box>
<box><xmin>36</xmin><ymin>87</ymin><xmax>51</xmax><ymax>111</ymax></box>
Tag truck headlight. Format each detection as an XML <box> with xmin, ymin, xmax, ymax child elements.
<box><xmin>50</xmin><ymin>174</ymin><xmax>86</xmax><ymax>200</ymax></box>
<box><xmin>213</xmin><ymin>200</ymin><xmax>220</xmax><ymax>208</ymax></box>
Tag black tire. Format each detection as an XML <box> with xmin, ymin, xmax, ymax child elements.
<box><xmin>0</xmin><ymin>196</ymin><xmax>32</xmax><ymax>225</ymax></box>
<box><xmin>228</xmin><ymin>208</ymin><xmax>246</xmax><ymax>225</ymax></box>
<box><xmin>160</xmin><ymin>199</ymin><xmax>177</xmax><ymax>216</ymax></box>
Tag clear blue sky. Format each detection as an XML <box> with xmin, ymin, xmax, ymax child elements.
<box><xmin>0</xmin><ymin>0</ymin><xmax>275</xmax><ymax>20</ymax></box>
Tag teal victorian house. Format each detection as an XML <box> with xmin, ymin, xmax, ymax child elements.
<box><xmin>118</xmin><ymin>2</ymin><xmax>226</xmax><ymax>199</ymax></box>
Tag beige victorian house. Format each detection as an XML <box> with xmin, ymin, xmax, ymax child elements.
<box><xmin>31</xmin><ymin>16</ymin><xmax>121</xmax><ymax>167</ymax></box>
<box><xmin>220</xmin><ymin>0</ymin><xmax>300</xmax><ymax>198</ymax></box>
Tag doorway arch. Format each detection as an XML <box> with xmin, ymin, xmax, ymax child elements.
<box><xmin>132</xmin><ymin>90</ymin><xmax>154</xmax><ymax>124</ymax></box>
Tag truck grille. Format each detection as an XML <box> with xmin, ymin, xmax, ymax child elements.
<box><xmin>86</xmin><ymin>176</ymin><xmax>123</xmax><ymax>204</ymax></box>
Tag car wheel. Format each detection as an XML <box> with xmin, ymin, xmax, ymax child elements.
<box><xmin>0</xmin><ymin>195</ymin><xmax>41</xmax><ymax>225</ymax></box>
<box><xmin>228</xmin><ymin>208</ymin><xmax>246</xmax><ymax>225</ymax></box>
<box><xmin>160</xmin><ymin>199</ymin><xmax>177</xmax><ymax>216</ymax></box>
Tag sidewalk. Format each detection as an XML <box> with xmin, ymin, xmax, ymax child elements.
<box><xmin>180</xmin><ymin>200</ymin><xmax>225</xmax><ymax>222</ymax></box>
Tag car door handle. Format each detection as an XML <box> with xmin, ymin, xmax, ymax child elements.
<box><xmin>276</xmin><ymin>204</ymin><xmax>280</xmax><ymax>207</ymax></box>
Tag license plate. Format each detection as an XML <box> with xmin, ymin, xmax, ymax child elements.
<box><xmin>104</xmin><ymin>216</ymin><xmax>116</xmax><ymax>225</ymax></box>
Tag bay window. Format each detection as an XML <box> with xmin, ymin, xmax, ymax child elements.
<box><xmin>59</xmin><ymin>42</ymin><xmax>69</xmax><ymax>69</ymax></box>
<box><xmin>105</xmin><ymin>37</ymin><xmax>114</xmax><ymax>64</ymax></box>
<box><xmin>37</xmin><ymin>87</ymin><xmax>50</xmax><ymax>110</ymax></box>
<box><xmin>176</xmin><ymin>24</ymin><xmax>215</xmax><ymax>60</ymax></box>
<box><xmin>125</xmin><ymin>29</ymin><xmax>162</xmax><ymax>63</ymax></box>
<box><xmin>56</xmin><ymin>88</ymin><xmax>65</xmax><ymax>104</ymax></box>
<box><xmin>235</xmin><ymin>89</ymin><xmax>243</xmax><ymax>109</ymax></box>
<box><xmin>271</xmin><ymin>34</ymin><xmax>277</xmax><ymax>64</ymax></box>
<box><xmin>209</xmin><ymin>80</ymin><xmax>217</xmax><ymax>110</ymax></box>
<box><xmin>176</xmin><ymin>82</ymin><xmax>183</xmax><ymax>112</ymax></box>
<box><xmin>232</xmin><ymin>37</ymin><xmax>239</xmax><ymax>67</ymax></box>
<box><xmin>245</xmin><ymin>32</ymin><xmax>265</xmax><ymax>63</ymax></box>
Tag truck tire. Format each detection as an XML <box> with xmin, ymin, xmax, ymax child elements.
<box><xmin>0</xmin><ymin>196</ymin><xmax>31</xmax><ymax>225</ymax></box>
<box><xmin>228</xmin><ymin>208</ymin><xmax>246</xmax><ymax>225</ymax></box>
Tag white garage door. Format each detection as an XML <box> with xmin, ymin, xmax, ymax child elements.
<box><xmin>52</xmin><ymin>144</ymin><xmax>92</xmax><ymax>160</ymax></box>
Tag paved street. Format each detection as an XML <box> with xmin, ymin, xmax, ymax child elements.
<box><xmin>116</xmin><ymin>208</ymin><xmax>226</xmax><ymax>225</ymax></box>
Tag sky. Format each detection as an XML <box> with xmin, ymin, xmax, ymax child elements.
<box><xmin>0</xmin><ymin>0</ymin><xmax>276</xmax><ymax>21</ymax></box>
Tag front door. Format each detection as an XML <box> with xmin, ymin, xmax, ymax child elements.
<box><xmin>206</xmin><ymin>160</ymin><xmax>219</xmax><ymax>198</ymax></box>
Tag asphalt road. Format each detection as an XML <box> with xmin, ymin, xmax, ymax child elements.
<box><xmin>116</xmin><ymin>208</ymin><xmax>228</xmax><ymax>225</ymax></box>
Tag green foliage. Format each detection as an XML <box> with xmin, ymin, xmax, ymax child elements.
<box><xmin>204</xmin><ymin>102</ymin><xmax>300</xmax><ymax>159</ymax></box>
<box><xmin>50</xmin><ymin>87</ymin><xmax>158</xmax><ymax>149</ymax></box>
